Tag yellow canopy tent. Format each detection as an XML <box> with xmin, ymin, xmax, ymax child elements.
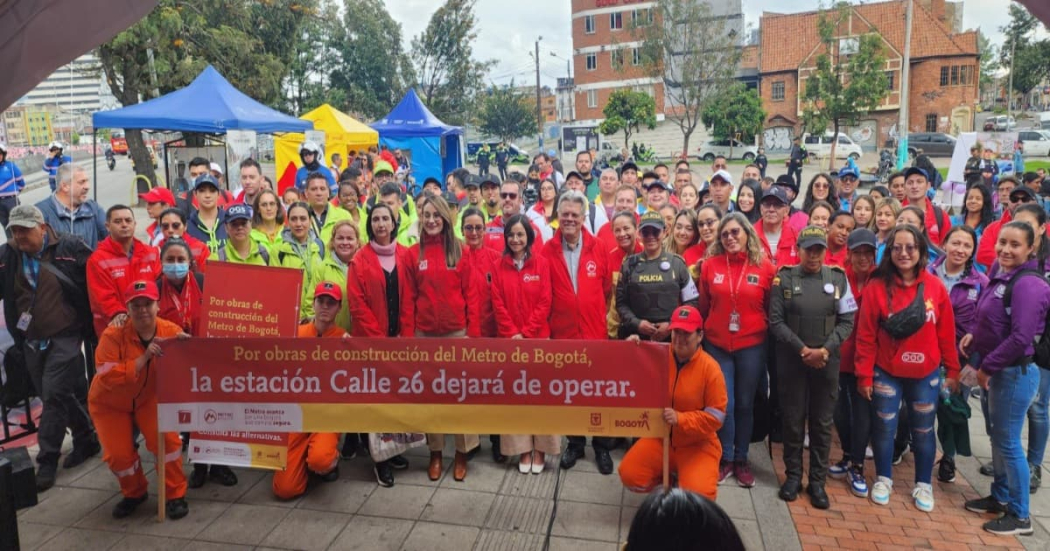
<box><xmin>275</xmin><ymin>104</ymin><xmax>379</xmax><ymax>191</ymax></box>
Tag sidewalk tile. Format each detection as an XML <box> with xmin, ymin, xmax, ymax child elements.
<box><xmin>40</xmin><ymin>527</ymin><xmax>123</xmax><ymax>549</ymax></box>
<box><xmin>550</xmin><ymin>501</ymin><xmax>620</xmax><ymax>542</ymax></box>
<box><xmin>357</xmin><ymin>483</ymin><xmax>435</xmax><ymax>519</ymax></box>
<box><xmin>717</xmin><ymin>485</ymin><xmax>758</xmax><ymax>521</ymax></box>
<box><xmin>420</xmin><ymin>488</ymin><xmax>496</xmax><ymax>526</ymax></box>
<box><xmin>73</xmin><ymin>493</ymin><xmax>140</xmax><ymax>532</ymax></box>
<box><xmin>619</xmin><ymin>506</ymin><xmax>636</xmax><ymax>543</ymax></box>
<box><xmin>185</xmin><ymin>466</ymin><xmax>263</xmax><ymax>503</ymax></box>
<box><xmin>733</xmin><ymin>518</ymin><xmax>763</xmax><ymax>551</ymax></box>
<box><xmin>125</xmin><ymin>499</ymin><xmax>228</xmax><ymax>539</ymax></box>
<box><xmin>327</xmin><ymin>515</ymin><xmax>414</xmax><ymax>551</ymax></box>
<box><xmin>194</xmin><ymin>503</ymin><xmax>290</xmax><ymax>545</ymax></box>
<box><xmin>259</xmin><ymin>509</ymin><xmax>351</xmax><ymax>551</ymax></box>
<box><xmin>474</xmin><ymin>529</ymin><xmax>545</xmax><ymax>549</ymax></box>
<box><xmin>110</xmin><ymin>533</ymin><xmax>186</xmax><ymax>551</ymax></box>
<box><xmin>400</xmin><ymin>521</ymin><xmax>480</xmax><ymax>551</ymax></box>
<box><xmin>622</xmin><ymin>487</ymin><xmax>647</xmax><ymax>507</ymax></box>
<box><xmin>559</xmin><ymin>470</ymin><xmax>623</xmax><ymax>505</ymax></box>
<box><xmin>484</xmin><ymin>495</ymin><xmax>554</xmax><ymax>533</ymax></box>
<box><xmin>13</xmin><ymin>521</ymin><xmax>63</xmax><ymax>550</ymax></box>
<box><xmin>182</xmin><ymin>542</ymin><xmax>252</xmax><ymax>551</ymax></box>
<box><xmin>18</xmin><ymin>486</ymin><xmax>113</xmax><ymax>526</ymax></box>
<box><xmin>548</xmin><ymin>536</ymin><xmax>620</xmax><ymax>551</ymax></box>
<box><xmin>67</xmin><ymin>461</ymin><xmax>152</xmax><ymax>492</ymax></box>
<box><xmin>235</xmin><ymin>472</ymin><xmax>301</xmax><ymax>508</ymax></box>
<box><xmin>295</xmin><ymin>478</ymin><xmax>375</xmax><ymax>514</ymax></box>
<box><xmin>437</xmin><ymin>458</ymin><xmax>509</xmax><ymax>493</ymax></box>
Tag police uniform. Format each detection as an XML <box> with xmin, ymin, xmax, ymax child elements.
<box><xmin>615</xmin><ymin>212</ymin><xmax>700</xmax><ymax>340</ymax></box>
<box><xmin>768</xmin><ymin>226</ymin><xmax>857</xmax><ymax>500</ymax></box>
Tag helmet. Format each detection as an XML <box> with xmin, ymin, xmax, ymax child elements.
<box><xmin>0</xmin><ymin>143</ymin><xmax>7</xmax><ymax>154</ymax></box>
<box><xmin>299</xmin><ymin>141</ymin><xmax>321</xmax><ymax>155</ymax></box>
<box><xmin>48</xmin><ymin>141</ymin><xmax>63</xmax><ymax>151</ymax></box>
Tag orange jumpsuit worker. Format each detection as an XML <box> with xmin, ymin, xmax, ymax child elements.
<box><xmin>89</xmin><ymin>280</ymin><xmax>189</xmax><ymax>519</ymax></box>
<box><xmin>618</xmin><ymin>305</ymin><xmax>728</xmax><ymax>500</ymax></box>
<box><xmin>273</xmin><ymin>280</ymin><xmax>344</xmax><ymax>499</ymax></box>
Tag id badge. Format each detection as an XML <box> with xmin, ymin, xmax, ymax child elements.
<box><xmin>16</xmin><ymin>312</ymin><xmax>32</xmax><ymax>331</ymax></box>
<box><xmin>728</xmin><ymin>311</ymin><xmax>741</xmax><ymax>333</ymax></box>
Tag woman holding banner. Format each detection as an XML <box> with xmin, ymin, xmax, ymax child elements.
<box><xmin>90</xmin><ymin>280</ymin><xmax>190</xmax><ymax>520</ymax></box>
<box><xmin>273</xmin><ymin>202</ymin><xmax>325</xmax><ymax>320</ymax></box>
<box><xmin>490</xmin><ymin>214</ymin><xmax>556</xmax><ymax>473</ymax></box>
<box><xmin>346</xmin><ymin>203</ymin><xmax>414</xmax><ymax>486</ymax></box>
<box><xmin>408</xmin><ymin>195</ymin><xmax>481</xmax><ymax>482</ymax></box>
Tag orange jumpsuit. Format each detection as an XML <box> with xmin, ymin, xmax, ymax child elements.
<box><xmin>618</xmin><ymin>346</ymin><xmax>728</xmax><ymax>499</ymax></box>
<box><xmin>272</xmin><ymin>323</ymin><xmax>342</xmax><ymax>499</ymax></box>
<box><xmin>89</xmin><ymin>318</ymin><xmax>186</xmax><ymax>500</ymax></box>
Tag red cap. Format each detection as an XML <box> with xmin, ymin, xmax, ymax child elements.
<box><xmin>668</xmin><ymin>306</ymin><xmax>704</xmax><ymax>332</ymax></box>
<box><xmin>313</xmin><ymin>281</ymin><xmax>343</xmax><ymax>302</ymax></box>
<box><xmin>124</xmin><ymin>280</ymin><xmax>159</xmax><ymax>304</ymax></box>
<box><xmin>139</xmin><ymin>187</ymin><xmax>176</xmax><ymax>207</ymax></box>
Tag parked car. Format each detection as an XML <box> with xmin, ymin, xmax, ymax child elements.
<box><xmin>907</xmin><ymin>133</ymin><xmax>956</xmax><ymax>157</ymax></box>
<box><xmin>802</xmin><ymin>132</ymin><xmax>863</xmax><ymax>160</ymax></box>
<box><xmin>1019</xmin><ymin>130</ymin><xmax>1050</xmax><ymax>157</ymax></box>
<box><xmin>696</xmin><ymin>139</ymin><xmax>757</xmax><ymax>162</ymax></box>
<box><xmin>983</xmin><ymin>115</ymin><xmax>1017</xmax><ymax>132</ymax></box>
<box><xmin>466</xmin><ymin>142</ymin><xmax>529</xmax><ymax>165</ymax></box>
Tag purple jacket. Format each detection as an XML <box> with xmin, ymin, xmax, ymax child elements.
<box><xmin>972</xmin><ymin>258</ymin><xmax>1050</xmax><ymax>375</ymax></box>
<box><xmin>928</xmin><ymin>257</ymin><xmax>988</xmax><ymax>342</ymax></box>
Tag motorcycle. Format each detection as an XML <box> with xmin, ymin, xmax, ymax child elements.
<box><xmin>106</xmin><ymin>156</ymin><xmax>116</xmax><ymax>171</ymax></box>
<box><xmin>876</xmin><ymin>149</ymin><xmax>894</xmax><ymax>183</ymax></box>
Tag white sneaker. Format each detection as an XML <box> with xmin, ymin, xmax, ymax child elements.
<box><xmin>871</xmin><ymin>476</ymin><xmax>893</xmax><ymax>506</ymax></box>
<box><xmin>865</xmin><ymin>446</ymin><xmax>874</xmax><ymax>459</ymax></box>
<box><xmin>912</xmin><ymin>482</ymin><xmax>935</xmax><ymax>512</ymax></box>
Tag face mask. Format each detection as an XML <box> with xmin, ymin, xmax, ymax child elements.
<box><xmin>163</xmin><ymin>262</ymin><xmax>190</xmax><ymax>280</ymax></box>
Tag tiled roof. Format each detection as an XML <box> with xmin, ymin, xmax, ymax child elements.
<box><xmin>759</xmin><ymin>0</ymin><xmax>978</xmax><ymax>74</ymax></box>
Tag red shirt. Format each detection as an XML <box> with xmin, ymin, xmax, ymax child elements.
<box><xmin>491</xmin><ymin>254</ymin><xmax>552</xmax><ymax>338</ymax></box>
<box><xmin>825</xmin><ymin>246</ymin><xmax>848</xmax><ymax>269</ymax></box>
<box><xmin>754</xmin><ymin>220</ymin><xmax>799</xmax><ymax>268</ymax></box>
<box><xmin>158</xmin><ymin>234</ymin><xmax>210</xmax><ymax>274</ymax></box>
<box><xmin>904</xmin><ymin>197</ymin><xmax>951</xmax><ymax>246</ymax></box>
<box><xmin>853</xmin><ymin>270</ymin><xmax>960</xmax><ymax>388</ymax></box>
<box><xmin>483</xmin><ymin>215</ymin><xmax>544</xmax><ymax>254</ymax></box>
<box><xmin>976</xmin><ymin>212</ymin><xmax>1010</xmax><ymax>269</ymax></box>
<box><xmin>87</xmin><ymin>237</ymin><xmax>160</xmax><ymax>337</ymax></box>
<box><xmin>542</xmin><ymin>230</ymin><xmax>611</xmax><ymax>340</ymax></box>
<box><xmin>407</xmin><ymin>235</ymin><xmax>480</xmax><ymax>336</ymax></box>
<box><xmin>838</xmin><ymin>266</ymin><xmax>874</xmax><ymax>374</ymax></box>
<box><xmin>699</xmin><ymin>251</ymin><xmax>775</xmax><ymax>352</ymax></box>
<box><xmin>464</xmin><ymin>245</ymin><xmax>501</xmax><ymax>337</ymax></box>
<box><xmin>346</xmin><ymin>244</ymin><xmax>415</xmax><ymax>337</ymax></box>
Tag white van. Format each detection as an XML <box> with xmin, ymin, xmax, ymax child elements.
<box><xmin>802</xmin><ymin>132</ymin><xmax>864</xmax><ymax>160</ymax></box>
<box><xmin>1039</xmin><ymin>112</ymin><xmax>1050</xmax><ymax>130</ymax></box>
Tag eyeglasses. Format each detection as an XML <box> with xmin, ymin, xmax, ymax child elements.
<box><xmin>698</xmin><ymin>219</ymin><xmax>718</xmax><ymax>229</ymax></box>
<box><xmin>160</xmin><ymin>222</ymin><xmax>183</xmax><ymax>230</ymax></box>
<box><xmin>720</xmin><ymin>227</ymin><xmax>742</xmax><ymax>240</ymax></box>
<box><xmin>463</xmin><ymin>225</ymin><xmax>484</xmax><ymax>233</ymax></box>
<box><xmin>1012</xmin><ymin>195</ymin><xmax>1034</xmax><ymax>203</ymax></box>
<box><xmin>891</xmin><ymin>244</ymin><xmax>917</xmax><ymax>255</ymax></box>
<box><xmin>500</xmin><ymin>192</ymin><xmax>519</xmax><ymax>200</ymax></box>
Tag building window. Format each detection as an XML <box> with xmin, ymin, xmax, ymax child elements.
<box><xmin>940</xmin><ymin>66</ymin><xmax>949</xmax><ymax>86</ymax></box>
<box><xmin>587</xmin><ymin>90</ymin><xmax>598</xmax><ymax>108</ymax></box>
<box><xmin>886</xmin><ymin>71</ymin><xmax>895</xmax><ymax>91</ymax></box>
<box><xmin>611</xmin><ymin>49</ymin><xmax>625</xmax><ymax>68</ymax></box>
<box><xmin>584</xmin><ymin>15</ymin><xmax>595</xmax><ymax>34</ymax></box>
<box><xmin>925</xmin><ymin>114</ymin><xmax>938</xmax><ymax>132</ymax></box>
<box><xmin>610</xmin><ymin>12</ymin><xmax>623</xmax><ymax>30</ymax></box>
<box><xmin>632</xmin><ymin>48</ymin><xmax>642</xmax><ymax>66</ymax></box>
<box><xmin>940</xmin><ymin>64</ymin><xmax>975</xmax><ymax>87</ymax></box>
<box><xmin>586</xmin><ymin>53</ymin><xmax>597</xmax><ymax>71</ymax></box>
<box><xmin>772</xmin><ymin>81</ymin><xmax>785</xmax><ymax>101</ymax></box>
<box><xmin>632</xmin><ymin>8</ymin><xmax>653</xmax><ymax>26</ymax></box>
<box><xmin>951</xmin><ymin>66</ymin><xmax>959</xmax><ymax>86</ymax></box>
<box><xmin>960</xmin><ymin>65</ymin><xmax>975</xmax><ymax>85</ymax></box>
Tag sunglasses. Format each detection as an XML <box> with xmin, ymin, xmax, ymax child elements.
<box><xmin>720</xmin><ymin>227</ymin><xmax>742</xmax><ymax>240</ymax></box>
<box><xmin>639</xmin><ymin>227</ymin><xmax>662</xmax><ymax>236</ymax></box>
<box><xmin>160</xmin><ymin>222</ymin><xmax>183</xmax><ymax>230</ymax></box>
<box><xmin>500</xmin><ymin>192</ymin><xmax>519</xmax><ymax>200</ymax></box>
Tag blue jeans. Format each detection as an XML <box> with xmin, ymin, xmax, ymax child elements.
<box><xmin>989</xmin><ymin>363</ymin><xmax>1040</xmax><ymax>519</ymax></box>
<box><xmin>1026</xmin><ymin>368</ymin><xmax>1050</xmax><ymax>466</ymax></box>
<box><xmin>834</xmin><ymin>372</ymin><xmax>873</xmax><ymax>464</ymax></box>
<box><xmin>871</xmin><ymin>367</ymin><xmax>939</xmax><ymax>483</ymax></box>
<box><xmin>706</xmin><ymin>341</ymin><xmax>766</xmax><ymax>462</ymax></box>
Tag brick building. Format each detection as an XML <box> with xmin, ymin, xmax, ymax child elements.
<box><xmin>570</xmin><ymin>0</ymin><xmax>743</xmax><ymax>123</ymax></box>
<box><xmin>755</xmin><ymin>0</ymin><xmax>978</xmax><ymax>154</ymax></box>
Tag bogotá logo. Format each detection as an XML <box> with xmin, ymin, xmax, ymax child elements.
<box><xmin>204</xmin><ymin>410</ymin><xmax>218</xmax><ymax>424</ymax></box>
<box><xmin>590</xmin><ymin>413</ymin><xmax>602</xmax><ymax>426</ymax></box>
<box><xmin>615</xmin><ymin>411</ymin><xmax>651</xmax><ymax>431</ymax></box>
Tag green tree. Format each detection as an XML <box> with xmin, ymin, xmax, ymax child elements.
<box><xmin>998</xmin><ymin>3</ymin><xmax>1048</xmax><ymax>99</ymax></box>
<box><xmin>701</xmin><ymin>83</ymin><xmax>765</xmax><ymax>158</ymax></box>
<box><xmin>800</xmin><ymin>3</ymin><xmax>888</xmax><ymax>161</ymax></box>
<box><xmin>977</xmin><ymin>31</ymin><xmax>998</xmax><ymax>89</ymax></box>
<box><xmin>97</xmin><ymin>0</ymin><xmax>315</xmax><ymax>184</ymax></box>
<box><xmin>328</xmin><ymin>0</ymin><xmax>414</xmax><ymax>120</ymax></box>
<box><xmin>599</xmin><ymin>90</ymin><xmax>657</xmax><ymax>150</ymax></box>
<box><xmin>410</xmin><ymin>0</ymin><xmax>495</xmax><ymax>126</ymax></box>
<box><xmin>627</xmin><ymin>0</ymin><xmax>741</xmax><ymax>156</ymax></box>
<box><xmin>285</xmin><ymin>0</ymin><xmax>346</xmax><ymax>114</ymax></box>
<box><xmin>477</xmin><ymin>84</ymin><xmax>537</xmax><ymax>141</ymax></box>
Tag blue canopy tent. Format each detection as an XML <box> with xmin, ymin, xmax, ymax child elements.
<box><xmin>371</xmin><ymin>89</ymin><xmax>463</xmax><ymax>184</ymax></box>
<box><xmin>92</xmin><ymin>65</ymin><xmax>312</xmax><ymax>198</ymax></box>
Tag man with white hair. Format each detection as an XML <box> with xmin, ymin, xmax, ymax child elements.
<box><xmin>35</xmin><ymin>163</ymin><xmax>108</xmax><ymax>250</ymax></box>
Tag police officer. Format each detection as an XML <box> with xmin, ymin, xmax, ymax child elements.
<box><xmin>617</xmin><ymin>211</ymin><xmax>699</xmax><ymax>341</ymax></box>
<box><xmin>768</xmin><ymin>225</ymin><xmax>857</xmax><ymax>510</ymax></box>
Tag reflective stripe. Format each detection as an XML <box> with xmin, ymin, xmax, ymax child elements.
<box><xmin>164</xmin><ymin>449</ymin><xmax>183</xmax><ymax>463</ymax></box>
<box><xmin>704</xmin><ymin>407</ymin><xmax>726</xmax><ymax>424</ymax></box>
<box><xmin>113</xmin><ymin>460</ymin><xmax>141</xmax><ymax>478</ymax></box>
<box><xmin>96</xmin><ymin>362</ymin><xmax>119</xmax><ymax>375</ymax></box>
<box><xmin>97</xmin><ymin>257</ymin><xmax>130</xmax><ymax>269</ymax></box>
<box><xmin>624</xmin><ymin>483</ymin><xmax>657</xmax><ymax>493</ymax></box>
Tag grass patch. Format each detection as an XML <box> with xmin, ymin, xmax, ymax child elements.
<box><xmin>937</xmin><ymin>159</ymin><xmax>1050</xmax><ymax>181</ymax></box>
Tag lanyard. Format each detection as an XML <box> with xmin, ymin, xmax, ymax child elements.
<box><xmin>725</xmin><ymin>254</ymin><xmax>748</xmax><ymax>309</ymax></box>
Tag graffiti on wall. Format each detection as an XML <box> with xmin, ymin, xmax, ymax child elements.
<box><xmin>762</xmin><ymin>126</ymin><xmax>794</xmax><ymax>154</ymax></box>
<box><xmin>842</xmin><ymin>120</ymin><xmax>878</xmax><ymax>150</ymax></box>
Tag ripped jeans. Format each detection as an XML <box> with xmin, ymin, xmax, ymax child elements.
<box><xmin>871</xmin><ymin>367</ymin><xmax>940</xmax><ymax>484</ymax></box>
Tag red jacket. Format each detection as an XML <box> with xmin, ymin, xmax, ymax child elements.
<box><xmin>853</xmin><ymin>270</ymin><xmax>960</xmax><ymax>388</ymax></box>
<box><xmin>976</xmin><ymin>212</ymin><xmax>1010</xmax><ymax>269</ymax></box>
<box><xmin>755</xmin><ymin>220</ymin><xmax>799</xmax><ymax>268</ymax></box>
<box><xmin>839</xmin><ymin>266</ymin><xmax>874</xmax><ymax>374</ymax></box>
<box><xmin>542</xmin><ymin>230</ymin><xmax>611</xmax><ymax>340</ymax></box>
<box><xmin>407</xmin><ymin>235</ymin><xmax>480</xmax><ymax>336</ymax></box>
<box><xmin>87</xmin><ymin>237</ymin><xmax>160</xmax><ymax>337</ymax></box>
<box><xmin>698</xmin><ymin>251</ymin><xmax>775</xmax><ymax>352</ymax></box>
<box><xmin>483</xmin><ymin>215</ymin><xmax>544</xmax><ymax>254</ymax></box>
<box><xmin>158</xmin><ymin>234</ymin><xmax>210</xmax><ymax>274</ymax></box>
<box><xmin>346</xmin><ymin>243</ymin><xmax>415</xmax><ymax>337</ymax></box>
<box><xmin>682</xmin><ymin>242</ymin><xmax>707</xmax><ymax>282</ymax></box>
<box><xmin>156</xmin><ymin>273</ymin><xmax>204</xmax><ymax>336</ymax></box>
<box><xmin>825</xmin><ymin>246</ymin><xmax>848</xmax><ymax>269</ymax></box>
<box><xmin>465</xmin><ymin>245</ymin><xmax>501</xmax><ymax>337</ymax></box>
<box><xmin>491</xmin><ymin>253</ymin><xmax>552</xmax><ymax>338</ymax></box>
<box><xmin>609</xmin><ymin>242</ymin><xmax>642</xmax><ymax>273</ymax></box>
<box><xmin>904</xmin><ymin>197</ymin><xmax>951</xmax><ymax>246</ymax></box>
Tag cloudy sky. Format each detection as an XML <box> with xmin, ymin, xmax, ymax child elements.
<box><xmin>383</xmin><ymin>0</ymin><xmax>1027</xmax><ymax>87</ymax></box>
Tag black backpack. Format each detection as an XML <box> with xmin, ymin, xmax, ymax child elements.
<box><xmin>1002</xmin><ymin>269</ymin><xmax>1050</xmax><ymax>369</ymax></box>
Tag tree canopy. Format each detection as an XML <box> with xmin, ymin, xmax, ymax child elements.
<box><xmin>477</xmin><ymin>83</ymin><xmax>537</xmax><ymax>141</ymax></box>
<box><xmin>599</xmin><ymin>90</ymin><xmax>657</xmax><ymax>149</ymax></box>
